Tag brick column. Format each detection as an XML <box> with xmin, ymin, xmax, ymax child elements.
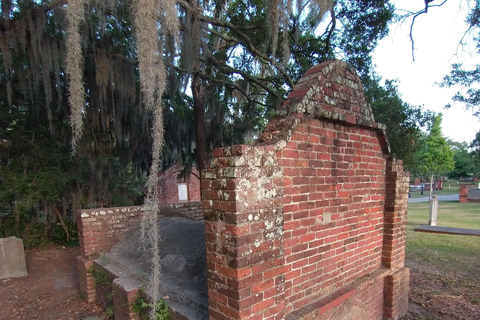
<box><xmin>382</xmin><ymin>157</ymin><xmax>409</xmax><ymax>319</ymax></box>
<box><xmin>202</xmin><ymin>145</ymin><xmax>286</xmax><ymax>320</ymax></box>
<box><xmin>384</xmin><ymin>267</ymin><xmax>410</xmax><ymax>320</ymax></box>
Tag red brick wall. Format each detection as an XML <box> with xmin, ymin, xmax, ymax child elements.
<box><xmin>76</xmin><ymin>206</ymin><xmax>144</xmax><ymax>302</ymax></box>
<box><xmin>279</xmin><ymin>119</ymin><xmax>386</xmax><ymax>313</ymax></box>
<box><xmin>158</xmin><ymin>163</ymin><xmax>201</xmax><ymax>203</ymax></box>
<box><xmin>203</xmin><ymin>60</ymin><xmax>410</xmax><ymax>320</ymax></box>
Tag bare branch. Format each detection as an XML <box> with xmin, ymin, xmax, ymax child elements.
<box><xmin>205</xmin><ymin>54</ymin><xmax>282</xmax><ymax>102</ymax></box>
<box><xmin>403</xmin><ymin>0</ymin><xmax>449</xmax><ymax>61</ymax></box>
<box><xmin>196</xmin><ymin>71</ymin><xmax>272</xmax><ymax>109</ymax></box>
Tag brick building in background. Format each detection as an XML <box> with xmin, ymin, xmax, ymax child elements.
<box><xmin>158</xmin><ymin>163</ymin><xmax>201</xmax><ymax>204</ymax></box>
<box><xmin>202</xmin><ymin>60</ymin><xmax>410</xmax><ymax>320</ymax></box>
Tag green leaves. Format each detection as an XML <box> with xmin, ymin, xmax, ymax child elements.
<box><xmin>439</xmin><ymin>64</ymin><xmax>480</xmax><ymax>117</ymax></box>
<box><xmin>447</xmin><ymin>141</ymin><xmax>476</xmax><ymax>180</ymax></box>
<box><xmin>365</xmin><ymin>78</ymin><xmax>434</xmax><ymax>172</ymax></box>
<box><xmin>419</xmin><ymin>115</ymin><xmax>455</xmax><ymax>177</ymax></box>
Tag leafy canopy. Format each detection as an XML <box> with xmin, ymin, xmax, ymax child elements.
<box><xmin>365</xmin><ymin>78</ymin><xmax>435</xmax><ymax>172</ymax></box>
<box><xmin>419</xmin><ymin>114</ymin><xmax>455</xmax><ymax>178</ymax></box>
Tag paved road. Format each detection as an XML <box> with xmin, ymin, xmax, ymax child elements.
<box><xmin>408</xmin><ymin>194</ymin><xmax>459</xmax><ymax>203</ymax></box>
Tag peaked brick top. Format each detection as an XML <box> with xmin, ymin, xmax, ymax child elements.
<box><xmin>279</xmin><ymin>60</ymin><xmax>382</xmax><ymax>128</ymax></box>
<box><xmin>257</xmin><ymin>60</ymin><xmax>390</xmax><ymax>154</ymax></box>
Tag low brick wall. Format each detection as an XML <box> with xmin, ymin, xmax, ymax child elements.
<box><xmin>77</xmin><ymin>202</ymin><xmax>204</xmax><ymax>312</ymax></box>
<box><xmin>77</xmin><ymin>206</ymin><xmax>145</xmax><ymax>260</ymax></box>
<box><xmin>77</xmin><ymin>206</ymin><xmax>145</xmax><ymax>303</ymax></box>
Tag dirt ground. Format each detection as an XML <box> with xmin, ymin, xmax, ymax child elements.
<box><xmin>1</xmin><ymin>246</ymin><xmax>479</xmax><ymax>320</ymax></box>
<box><xmin>0</xmin><ymin>246</ymin><xmax>104</xmax><ymax>320</ymax></box>
<box><xmin>401</xmin><ymin>257</ymin><xmax>480</xmax><ymax>320</ymax></box>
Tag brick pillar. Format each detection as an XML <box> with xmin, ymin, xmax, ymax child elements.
<box><xmin>202</xmin><ymin>145</ymin><xmax>286</xmax><ymax>320</ymax></box>
<box><xmin>77</xmin><ymin>257</ymin><xmax>95</xmax><ymax>302</ymax></box>
<box><xmin>382</xmin><ymin>157</ymin><xmax>409</xmax><ymax>319</ymax></box>
<box><xmin>384</xmin><ymin>267</ymin><xmax>410</xmax><ymax>320</ymax></box>
<box><xmin>76</xmin><ymin>212</ymin><xmax>96</xmax><ymax>302</ymax></box>
<box><xmin>112</xmin><ymin>277</ymin><xmax>142</xmax><ymax>320</ymax></box>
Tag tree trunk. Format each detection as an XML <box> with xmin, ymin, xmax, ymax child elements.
<box><xmin>429</xmin><ymin>173</ymin><xmax>434</xmax><ymax>201</ymax></box>
<box><xmin>72</xmin><ymin>183</ymin><xmax>82</xmax><ymax>224</ymax></box>
<box><xmin>193</xmin><ymin>72</ymin><xmax>207</xmax><ymax>174</ymax></box>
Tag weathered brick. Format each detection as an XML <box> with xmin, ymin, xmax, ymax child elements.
<box><xmin>202</xmin><ymin>60</ymin><xmax>408</xmax><ymax>320</ymax></box>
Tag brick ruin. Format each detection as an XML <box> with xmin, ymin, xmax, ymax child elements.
<box><xmin>76</xmin><ymin>60</ymin><xmax>410</xmax><ymax>320</ymax></box>
<box><xmin>158</xmin><ymin>163</ymin><xmax>201</xmax><ymax>204</ymax></box>
<box><xmin>459</xmin><ymin>184</ymin><xmax>480</xmax><ymax>203</ymax></box>
<box><xmin>77</xmin><ymin>203</ymin><xmax>203</xmax><ymax>308</ymax></box>
<box><xmin>201</xmin><ymin>60</ymin><xmax>410</xmax><ymax>320</ymax></box>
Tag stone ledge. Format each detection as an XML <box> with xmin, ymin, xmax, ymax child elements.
<box><xmin>415</xmin><ymin>225</ymin><xmax>480</xmax><ymax>237</ymax></box>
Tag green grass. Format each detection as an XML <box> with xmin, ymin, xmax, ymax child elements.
<box><xmin>406</xmin><ymin>201</ymin><xmax>480</xmax><ymax>274</ymax></box>
<box><xmin>404</xmin><ymin>201</ymin><xmax>480</xmax><ymax>319</ymax></box>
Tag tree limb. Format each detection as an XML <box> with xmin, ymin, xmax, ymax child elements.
<box><xmin>400</xmin><ymin>0</ymin><xmax>449</xmax><ymax>61</ymax></box>
<box><xmin>177</xmin><ymin>0</ymin><xmax>294</xmax><ymax>88</ymax></box>
<box><xmin>205</xmin><ymin>54</ymin><xmax>282</xmax><ymax>102</ymax></box>
<box><xmin>323</xmin><ymin>7</ymin><xmax>336</xmax><ymax>55</ymax></box>
<box><xmin>193</xmin><ymin>69</ymin><xmax>272</xmax><ymax>109</ymax></box>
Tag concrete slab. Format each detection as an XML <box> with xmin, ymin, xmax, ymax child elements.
<box><xmin>0</xmin><ymin>237</ymin><xmax>28</xmax><ymax>279</ymax></box>
<box><xmin>96</xmin><ymin>216</ymin><xmax>208</xmax><ymax>319</ymax></box>
<box><xmin>415</xmin><ymin>225</ymin><xmax>480</xmax><ymax>237</ymax></box>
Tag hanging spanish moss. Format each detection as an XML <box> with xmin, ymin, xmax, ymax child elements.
<box><xmin>266</xmin><ymin>0</ymin><xmax>333</xmax><ymax>67</ymax></box>
<box><xmin>66</xmin><ymin>0</ymin><xmax>87</xmax><ymax>151</ymax></box>
<box><xmin>267</xmin><ymin>0</ymin><xmax>280</xmax><ymax>60</ymax></box>
<box><xmin>133</xmin><ymin>0</ymin><xmax>178</xmax><ymax>316</ymax></box>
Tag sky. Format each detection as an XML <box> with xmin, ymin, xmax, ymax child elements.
<box><xmin>372</xmin><ymin>0</ymin><xmax>479</xmax><ymax>144</ymax></box>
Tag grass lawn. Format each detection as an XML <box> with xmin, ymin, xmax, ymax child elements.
<box><xmin>406</xmin><ymin>201</ymin><xmax>480</xmax><ymax>272</ymax></box>
<box><xmin>402</xmin><ymin>200</ymin><xmax>480</xmax><ymax>319</ymax></box>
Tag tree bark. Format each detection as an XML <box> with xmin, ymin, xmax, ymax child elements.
<box><xmin>429</xmin><ymin>173</ymin><xmax>434</xmax><ymax>201</ymax></box>
<box><xmin>193</xmin><ymin>72</ymin><xmax>207</xmax><ymax>174</ymax></box>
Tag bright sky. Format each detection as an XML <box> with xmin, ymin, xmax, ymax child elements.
<box><xmin>372</xmin><ymin>0</ymin><xmax>479</xmax><ymax>144</ymax></box>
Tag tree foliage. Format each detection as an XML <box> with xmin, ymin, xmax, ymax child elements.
<box><xmin>440</xmin><ymin>63</ymin><xmax>480</xmax><ymax>117</ymax></box>
<box><xmin>364</xmin><ymin>78</ymin><xmax>435</xmax><ymax>172</ymax></box>
<box><xmin>446</xmin><ymin>131</ymin><xmax>480</xmax><ymax>181</ymax></box>
<box><xmin>0</xmin><ymin>0</ymin><xmax>399</xmax><ymax>231</ymax></box>
<box><xmin>469</xmin><ymin>130</ymin><xmax>480</xmax><ymax>179</ymax></box>
<box><xmin>419</xmin><ymin>115</ymin><xmax>455</xmax><ymax>199</ymax></box>
<box><xmin>0</xmin><ymin>0</ymin><xmax>150</xmax><ymax>240</ymax></box>
<box><xmin>438</xmin><ymin>0</ymin><xmax>480</xmax><ymax>118</ymax></box>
